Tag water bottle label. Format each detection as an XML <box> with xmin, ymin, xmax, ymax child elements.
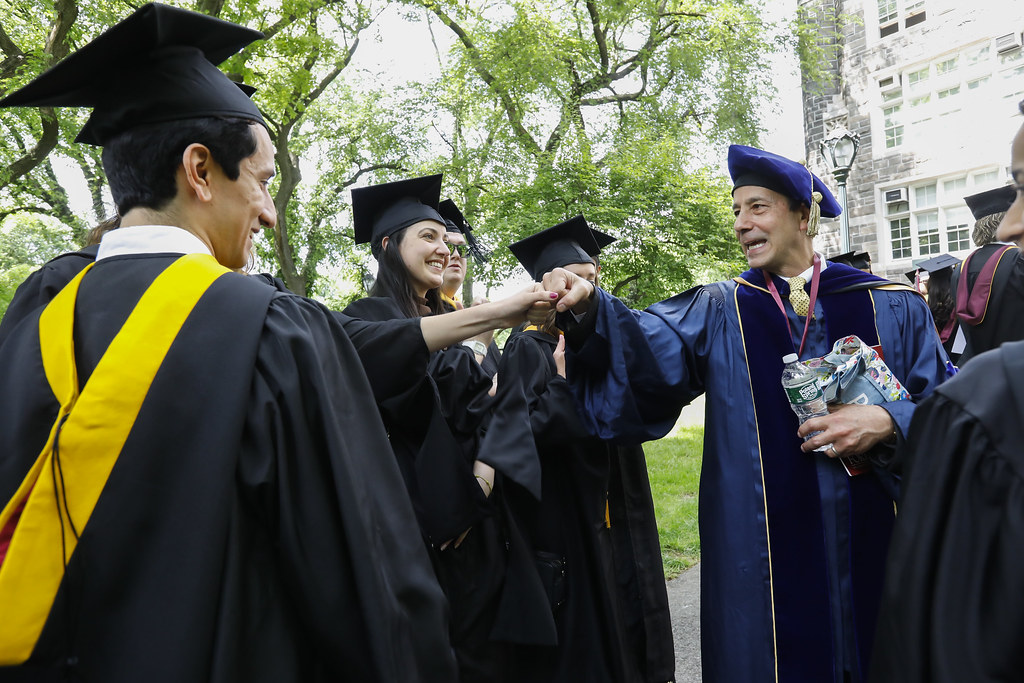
<box><xmin>784</xmin><ymin>380</ymin><xmax>821</xmax><ymax>405</ymax></box>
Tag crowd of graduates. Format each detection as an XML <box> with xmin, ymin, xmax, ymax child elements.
<box><xmin>2</xmin><ymin>3</ymin><xmax>1024</xmax><ymax>683</ymax></box>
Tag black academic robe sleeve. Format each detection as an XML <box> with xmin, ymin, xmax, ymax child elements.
<box><xmin>474</xmin><ymin>330</ymin><xmax>584</xmax><ymax>501</ymax></box>
<box><xmin>502</xmin><ymin>331</ymin><xmax>592</xmax><ymax>443</ymax></box>
<box><xmin>870</xmin><ymin>345</ymin><xmax>1024</xmax><ymax>683</ymax></box>
<box><xmin>480</xmin><ymin>340</ymin><xmax>500</xmax><ymax>378</ymax></box>
<box><xmin>341</xmin><ymin>295</ymin><xmax>483</xmax><ymax>543</ymax></box>
<box><xmin>428</xmin><ymin>342</ymin><xmax>494</xmax><ymax>435</ymax></box>
<box><xmin>335</xmin><ymin>311</ymin><xmax>430</xmax><ymax>406</ymax></box>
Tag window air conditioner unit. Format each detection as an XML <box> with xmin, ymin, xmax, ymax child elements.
<box><xmin>878</xmin><ymin>75</ymin><xmax>901</xmax><ymax>94</ymax></box>
<box><xmin>995</xmin><ymin>32</ymin><xmax>1023</xmax><ymax>54</ymax></box>
<box><xmin>884</xmin><ymin>188</ymin><xmax>908</xmax><ymax>203</ymax></box>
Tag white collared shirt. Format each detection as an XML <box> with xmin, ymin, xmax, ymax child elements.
<box><xmin>96</xmin><ymin>225</ymin><xmax>212</xmax><ymax>261</ymax></box>
<box><xmin>784</xmin><ymin>252</ymin><xmax>829</xmax><ymax>284</ymax></box>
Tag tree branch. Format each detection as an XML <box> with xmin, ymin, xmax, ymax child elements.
<box><xmin>0</xmin><ymin>107</ymin><xmax>60</xmax><ymax>191</ymax></box>
<box><xmin>196</xmin><ymin>0</ymin><xmax>226</xmax><ymax>18</ymax></box>
<box><xmin>260</xmin><ymin>0</ymin><xmax>348</xmax><ymax>40</ymax></box>
<box><xmin>585</xmin><ymin>0</ymin><xmax>609</xmax><ymax>71</ymax></box>
<box><xmin>334</xmin><ymin>162</ymin><xmax>406</xmax><ymax>193</ymax></box>
<box><xmin>300</xmin><ymin>32</ymin><xmax>359</xmax><ymax>111</ymax></box>
<box><xmin>579</xmin><ymin>89</ymin><xmax>643</xmax><ymax>106</ymax></box>
<box><xmin>610</xmin><ymin>272</ymin><xmax>641</xmax><ymax>298</ymax></box>
<box><xmin>46</xmin><ymin>0</ymin><xmax>78</xmax><ymax>62</ymax></box>
<box><xmin>0</xmin><ymin>206</ymin><xmax>51</xmax><ymax>222</ymax></box>
<box><xmin>0</xmin><ymin>21</ymin><xmax>22</xmax><ymax>59</ymax></box>
<box><xmin>429</xmin><ymin>5</ymin><xmax>542</xmax><ymax>157</ymax></box>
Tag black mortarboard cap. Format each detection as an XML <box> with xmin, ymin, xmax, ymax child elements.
<box><xmin>964</xmin><ymin>186</ymin><xmax>1016</xmax><ymax>221</ymax></box>
<box><xmin>729</xmin><ymin>144</ymin><xmax>842</xmax><ymax>217</ymax></box>
<box><xmin>904</xmin><ymin>253</ymin><xmax>960</xmax><ymax>282</ymax></box>
<box><xmin>0</xmin><ymin>3</ymin><xmax>265</xmax><ymax>146</ymax></box>
<box><xmin>591</xmin><ymin>228</ymin><xmax>617</xmax><ymax>251</ymax></box>
<box><xmin>509</xmin><ymin>215</ymin><xmax>606</xmax><ymax>281</ymax></box>
<box><xmin>830</xmin><ymin>250</ymin><xmax>872</xmax><ymax>270</ymax></box>
<box><xmin>351</xmin><ymin>174</ymin><xmax>445</xmax><ymax>254</ymax></box>
<box><xmin>438</xmin><ymin>198</ymin><xmax>490</xmax><ymax>264</ymax></box>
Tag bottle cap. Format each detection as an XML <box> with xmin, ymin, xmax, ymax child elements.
<box><xmin>783</xmin><ymin>353</ymin><xmax>798</xmax><ymax>363</ymax></box>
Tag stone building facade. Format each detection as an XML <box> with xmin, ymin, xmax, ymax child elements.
<box><xmin>799</xmin><ymin>0</ymin><xmax>1024</xmax><ymax>281</ymax></box>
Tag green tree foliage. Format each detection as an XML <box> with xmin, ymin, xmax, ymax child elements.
<box><xmin>0</xmin><ymin>0</ymin><xmax>426</xmax><ymax>296</ymax></box>
<box><xmin>406</xmin><ymin>0</ymin><xmax>797</xmax><ymax>306</ymax></box>
<box><xmin>0</xmin><ymin>213</ymin><xmax>73</xmax><ymax>316</ymax></box>
<box><xmin>1</xmin><ymin>0</ymin><xmax>811</xmax><ymax>305</ymax></box>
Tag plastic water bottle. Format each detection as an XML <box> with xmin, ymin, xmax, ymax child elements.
<box><xmin>780</xmin><ymin>353</ymin><xmax>830</xmax><ymax>452</ymax></box>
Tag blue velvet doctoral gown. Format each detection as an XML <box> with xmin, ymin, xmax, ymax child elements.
<box><xmin>562</xmin><ymin>262</ymin><xmax>951</xmax><ymax>683</ymax></box>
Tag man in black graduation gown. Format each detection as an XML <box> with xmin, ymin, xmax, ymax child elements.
<box><xmin>0</xmin><ymin>5</ymin><xmax>457</xmax><ymax>681</ymax></box>
<box><xmin>436</xmin><ymin>198</ymin><xmax>502</xmax><ymax>375</ymax></box>
<box><xmin>949</xmin><ymin>184</ymin><xmax>1024</xmax><ymax>366</ymax></box>
<box><xmin>496</xmin><ymin>217</ymin><xmax>674</xmax><ymax>683</ymax></box>
<box><xmin>870</xmin><ymin>99</ymin><xmax>1024</xmax><ymax>682</ymax></box>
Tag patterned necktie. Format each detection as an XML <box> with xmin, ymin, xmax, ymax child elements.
<box><xmin>789</xmin><ymin>276</ymin><xmax>810</xmax><ymax>317</ymax></box>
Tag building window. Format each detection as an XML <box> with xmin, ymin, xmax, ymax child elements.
<box><xmin>885</xmin><ymin>169</ymin><xmax>1005</xmax><ymax>262</ymax></box>
<box><xmin>943</xmin><ymin>177</ymin><xmax>966</xmax><ymax>196</ymax></box>
<box><xmin>973</xmin><ymin>170</ymin><xmax>999</xmax><ymax>186</ymax></box>
<box><xmin>890</xmin><ymin>218</ymin><xmax>912</xmax><ymax>259</ymax></box>
<box><xmin>878</xmin><ymin>0</ymin><xmax>926</xmax><ymax>37</ymax></box>
<box><xmin>946</xmin><ymin>207</ymin><xmax>972</xmax><ymax>252</ymax></box>
<box><xmin>876</xmin><ymin>40</ymin><xmax>1015</xmax><ymax>153</ymax></box>
<box><xmin>936</xmin><ymin>56</ymin><xmax>959</xmax><ymax>75</ymax></box>
<box><xmin>914</xmin><ymin>183</ymin><xmax>937</xmax><ymax>208</ymax></box>
<box><xmin>1000</xmin><ymin>48</ymin><xmax>1024</xmax><ymax>101</ymax></box>
<box><xmin>966</xmin><ymin>44</ymin><xmax>991</xmax><ymax>66</ymax></box>
<box><xmin>907</xmin><ymin>67</ymin><xmax>930</xmax><ymax>92</ymax></box>
<box><xmin>883</xmin><ymin>104</ymin><xmax>904</xmax><ymax>148</ymax></box>
<box><xmin>917</xmin><ymin>211</ymin><xmax>940</xmax><ymax>255</ymax></box>
<box><xmin>878</xmin><ymin>0</ymin><xmax>898</xmax><ymax>24</ymax></box>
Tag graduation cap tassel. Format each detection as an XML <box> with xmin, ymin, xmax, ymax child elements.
<box><xmin>464</xmin><ymin>232</ymin><xmax>491</xmax><ymax>265</ymax></box>
<box><xmin>807</xmin><ymin>191</ymin><xmax>823</xmax><ymax>238</ymax></box>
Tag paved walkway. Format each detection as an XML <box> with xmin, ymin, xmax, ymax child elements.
<box><xmin>667</xmin><ymin>563</ymin><xmax>701</xmax><ymax>682</ymax></box>
<box><xmin>666</xmin><ymin>397</ymin><xmax>704</xmax><ymax>681</ymax></box>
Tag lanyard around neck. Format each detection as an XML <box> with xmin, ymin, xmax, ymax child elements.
<box><xmin>763</xmin><ymin>253</ymin><xmax>821</xmax><ymax>356</ymax></box>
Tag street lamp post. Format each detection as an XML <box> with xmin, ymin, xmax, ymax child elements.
<box><xmin>819</xmin><ymin>130</ymin><xmax>861</xmax><ymax>254</ymax></box>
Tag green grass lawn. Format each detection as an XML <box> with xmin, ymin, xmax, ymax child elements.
<box><xmin>644</xmin><ymin>425</ymin><xmax>703</xmax><ymax>579</ymax></box>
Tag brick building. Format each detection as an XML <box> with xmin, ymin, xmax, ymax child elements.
<box><xmin>799</xmin><ymin>0</ymin><xmax>1024</xmax><ymax>281</ymax></box>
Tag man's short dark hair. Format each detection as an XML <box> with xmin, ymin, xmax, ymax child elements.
<box><xmin>102</xmin><ymin>117</ymin><xmax>260</xmax><ymax>215</ymax></box>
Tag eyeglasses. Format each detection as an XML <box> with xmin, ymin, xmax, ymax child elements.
<box><xmin>446</xmin><ymin>242</ymin><xmax>468</xmax><ymax>257</ymax></box>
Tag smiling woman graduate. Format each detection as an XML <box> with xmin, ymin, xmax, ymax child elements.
<box><xmin>343</xmin><ymin>175</ymin><xmax>553</xmax><ymax>682</ymax></box>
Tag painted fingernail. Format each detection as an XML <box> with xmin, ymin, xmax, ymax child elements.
<box><xmin>549</xmin><ymin>292</ymin><xmax>558</xmax><ymax>299</ymax></box>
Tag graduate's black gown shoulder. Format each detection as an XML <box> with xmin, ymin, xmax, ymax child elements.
<box><xmin>870</xmin><ymin>341</ymin><xmax>1024</xmax><ymax>683</ymax></box>
<box><xmin>0</xmin><ymin>255</ymin><xmax>456</xmax><ymax>683</ymax></box>
<box><xmin>497</xmin><ymin>329</ymin><xmax>675</xmax><ymax>683</ymax></box>
<box><xmin>0</xmin><ymin>245</ymin><xmax>97</xmax><ymax>347</ymax></box>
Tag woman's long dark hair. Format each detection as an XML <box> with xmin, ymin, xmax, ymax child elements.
<box><xmin>927</xmin><ymin>267</ymin><xmax>955</xmax><ymax>332</ymax></box>
<box><xmin>370</xmin><ymin>226</ymin><xmax>446</xmax><ymax>319</ymax></box>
